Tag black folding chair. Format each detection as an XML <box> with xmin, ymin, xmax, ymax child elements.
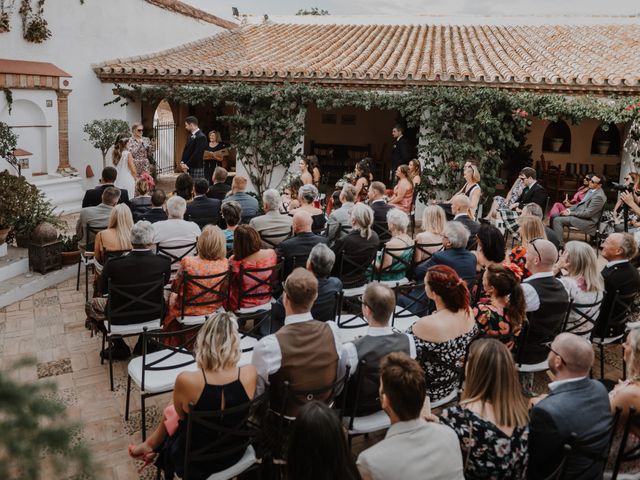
<box><xmin>77</xmin><ymin>222</ymin><xmax>107</xmax><ymax>301</ymax></box>
<box><xmin>188</xmin><ymin>215</ymin><xmax>220</xmax><ymax>230</ymax></box>
<box><xmin>542</xmin><ymin>444</ymin><xmax>572</xmax><ymax>480</ymax></box>
<box><xmin>392</xmin><ymin>282</ymin><xmax>432</xmax><ymax>327</ymax></box>
<box><xmin>259</xmin><ymin>228</ymin><xmax>292</xmax><ymax>248</ymax></box>
<box><xmin>372</xmin><ymin>244</ymin><xmax>414</xmax><ymax>285</ymax></box>
<box><xmin>277</xmin><ymin>368</ymin><xmax>349</xmax><ymax>420</ymax></box>
<box><xmin>612</xmin><ymin>407</ymin><xmax>640</xmax><ymax>479</ymax></box>
<box><xmin>103</xmin><ymin>277</ymin><xmax>166</xmax><ymax>391</ymax></box>
<box><xmin>412</xmin><ymin>241</ymin><xmax>444</xmax><ymax>266</ymax></box>
<box><xmin>156</xmin><ymin>241</ymin><xmax>198</xmax><ymax>270</ymax></box>
<box><xmin>408</xmin><ymin>188</ymin><xmax>419</xmax><ymax>236</ymax></box>
<box><xmin>125</xmin><ymin>324</ymin><xmax>200</xmax><ymax>440</ymax></box>
<box><xmin>182</xmin><ymin>394</ymin><xmax>267</xmax><ymax>480</ymax></box>
<box><xmin>561</xmin><ymin>297</ymin><xmax>604</xmax><ymax>338</ymax></box>
<box><xmin>372</xmin><ymin>220</ymin><xmax>392</xmax><ymax>246</ymax></box>
<box><xmin>178</xmin><ymin>269</ymin><xmax>229</xmax><ymax>326</ymax></box>
<box><xmin>234</xmin><ymin>261</ymin><xmax>282</xmax><ymax>313</ymax></box>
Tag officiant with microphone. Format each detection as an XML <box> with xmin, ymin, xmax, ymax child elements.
<box><xmin>203</xmin><ymin>129</ymin><xmax>230</xmax><ymax>184</ymax></box>
<box><xmin>180</xmin><ymin>116</ymin><xmax>207</xmax><ymax>180</ymax></box>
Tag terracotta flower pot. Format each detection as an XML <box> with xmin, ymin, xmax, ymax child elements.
<box><xmin>550</xmin><ymin>137</ymin><xmax>564</xmax><ymax>152</ymax></box>
<box><xmin>596</xmin><ymin>140</ymin><xmax>611</xmax><ymax>155</ymax></box>
<box><xmin>61</xmin><ymin>250</ymin><xmax>81</xmax><ymax>266</ymax></box>
<box><xmin>0</xmin><ymin>226</ymin><xmax>11</xmax><ymax>245</ymax></box>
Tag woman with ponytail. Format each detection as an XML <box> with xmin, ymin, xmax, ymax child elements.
<box><xmin>408</xmin><ymin>265</ymin><xmax>478</xmax><ymax>404</ymax></box>
<box><xmin>474</xmin><ymin>265</ymin><xmax>526</xmax><ymax>350</ymax></box>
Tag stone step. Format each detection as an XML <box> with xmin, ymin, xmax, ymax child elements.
<box><xmin>0</xmin><ymin>264</ymin><xmax>77</xmax><ymax>309</ymax></box>
<box><xmin>0</xmin><ymin>246</ymin><xmax>29</xmax><ymax>283</ymax></box>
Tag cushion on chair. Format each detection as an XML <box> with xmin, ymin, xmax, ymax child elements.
<box><xmin>592</xmin><ymin>333</ymin><xmax>625</xmax><ymax>345</ymax></box>
<box><xmin>177</xmin><ymin>314</ymin><xmax>209</xmax><ymax>326</ymax></box>
<box><xmin>106</xmin><ymin>319</ymin><xmax>162</xmax><ymax>335</ymax></box>
<box><xmin>342</xmin><ymin>286</ymin><xmax>367</xmax><ymax>297</ymax></box>
<box><xmin>240</xmin><ymin>336</ymin><xmax>259</xmax><ymax>352</ymax></box>
<box><xmin>345</xmin><ymin>410</ymin><xmax>391</xmax><ymax>435</ymax></box>
<box><xmin>517</xmin><ymin>359</ymin><xmax>549</xmax><ymax>373</ymax></box>
<box><xmin>379</xmin><ymin>278</ymin><xmax>410</xmax><ymax>288</ymax></box>
<box><xmin>206</xmin><ymin>445</ymin><xmax>257</xmax><ymax>480</ymax></box>
<box><xmin>237</xmin><ymin>298</ymin><xmax>275</xmax><ymax>314</ymax></box>
<box><xmin>430</xmin><ymin>389</ymin><xmax>459</xmax><ymax>409</ymax></box>
<box><xmin>127</xmin><ymin>349</ymin><xmax>197</xmax><ymax>394</ymax></box>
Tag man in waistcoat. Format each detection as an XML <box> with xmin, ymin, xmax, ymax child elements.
<box><xmin>343</xmin><ymin>283</ymin><xmax>416</xmax><ymax>416</ymax></box>
<box><xmin>520</xmin><ymin>238</ymin><xmax>569</xmax><ymax>365</ymax></box>
<box><xmin>251</xmin><ymin>268</ymin><xmax>346</xmax><ymax>416</ymax></box>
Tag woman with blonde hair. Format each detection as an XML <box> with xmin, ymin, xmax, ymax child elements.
<box><xmin>93</xmin><ymin>203</ymin><xmax>133</xmax><ymax>267</ymax></box>
<box><xmin>163</xmin><ymin>226</ymin><xmax>230</xmax><ymax>342</ymax></box>
<box><xmin>126</xmin><ymin>122</ymin><xmax>152</xmax><ymax>178</ymax></box>
<box><xmin>438</xmin><ymin>338</ymin><xmax>529</xmax><ymax>478</ymax></box>
<box><xmin>606</xmin><ymin>328</ymin><xmax>640</xmax><ymax>475</ymax></box>
<box><xmin>439</xmin><ymin>163</ymin><xmax>482</xmax><ymax>219</ymax></box>
<box><xmin>553</xmin><ymin>240</ymin><xmax>604</xmax><ymax>334</ymax></box>
<box><xmin>128</xmin><ymin>312</ymin><xmax>258</xmax><ymax>478</ymax></box>
<box><xmin>509</xmin><ymin>215</ymin><xmax>547</xmax><ymax>280</ymax></box>
<box><xmin>414</xmin><ymin>205</ymin><xmax>447</xmax><ymax>265</ymax></box>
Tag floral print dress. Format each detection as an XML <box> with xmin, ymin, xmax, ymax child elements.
<box><xmin>408</xmin><ymin>324</ymin><xmax>479</xmax><ymax>403</ymax></box>
<box><xmin>440</xmin><ymin>406</ymin><xmax>529</xmax><ymax>480</ymax></box>
<box><xmin>474</xmin><ymin>300</ymin><xmax>521</xmax><ymax>350</ymax></box>
<box><xmin>126</xmin><ymin>136</ymin><xmax>152</xmax><ymax>177</ymax></box>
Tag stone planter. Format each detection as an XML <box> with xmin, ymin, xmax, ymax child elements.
<box><xmin>550</xmin><ymin>137</ymin><xmax>564</xmax><ymax>152</ymax></box>
<box><xmin>596</xmin><ymin>140</ymin><xmax>611</xmax><ymax>155</ymax></box>
<box><xmin>61</xmin><ymin>250</ymin><xmax>81</xmax><ymax>265</ymax></box>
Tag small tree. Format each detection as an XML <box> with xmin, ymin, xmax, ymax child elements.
<box><xmin>82</xmin><ymin>118</ymin><xmax>130</xmax><ymax>167</ymax></box>
<box><xmin>0</xmin><ymin>121</ymin><xmax>17</xmax><ymax>158</ymax></box>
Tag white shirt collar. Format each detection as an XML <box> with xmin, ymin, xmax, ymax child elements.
<box><xmin>191</xmin><ymin>128</ymin><xmax>200</xmax><ymax>136</ymax></box>
<box><xmin>284</xmin><ymin>312</ymin><xmax>314</xmax><ymax>325</ymax></box>
<box><xmin>607</xmin><ymin>259</ymin><xmax>629</xmax><ymax>268</ymax></box>
<box><xmin>366</xmin><ymin>326</ymin><xmax>394</xmax><ymax>336</ymax></box>
<box><xmin>523</xmin><ymin>271</ymin><xmax>555</xmax><ymax>283</ymax></box>
<box><xmin>453</xmin><ymin>213</ymin><xmax>468</xmax><ymax>220</ymax></box>
<box><xmin>548</xmin><ymin>376</ymin><xmax>586</xmax><ymax>391</ymax></box>
<box><xmin>371</xmin><ymin>198</ymin><xmax>385</xmax><ymax>204</ymax></box>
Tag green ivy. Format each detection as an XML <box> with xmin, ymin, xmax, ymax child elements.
<box><xmin>110</xmin><ymin>83</ymin><xmax>640</xmax><ymax>199</ymax></box>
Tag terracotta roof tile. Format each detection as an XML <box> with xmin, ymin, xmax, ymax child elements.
<box><xmin>0</xmin><ymin>59</ymin><xmax>71</xmax><ymax>77</ymax></box>
<box><xmin>94</xmin><ymin>23</ymin><xmax>640</xmax><ymax>92</ymax></box>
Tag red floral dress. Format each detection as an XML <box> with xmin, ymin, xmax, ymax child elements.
<box><xmin>509</xmin><ymin>246</ymin><xmax>531</xmax><ymax>280</ymax></box>
<box><xmin>473</xmin><ymin>300</ymin><xmax>521</xmax><ymax>350</ymax></box>
<box><xmin>228</xmin><ymin>250</ymin><xmax>278</xmax><ymax>312</ymax></box>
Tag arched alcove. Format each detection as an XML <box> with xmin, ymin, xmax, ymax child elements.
<box><xmin>591</xmin><ymin>123</ymin><xmax>621</xmax><ymax>156</ymax></box>
<box><xmin>542</xmin><ymin>120</ymin><xmax>571</xmax><ymax>153</ymax></box>
<box><xmin>6</xmin><ymin>99</ymin><xmax>48</xmax><ymax>173</ymax></box>
<box><xmin>153</xmin><ymin>99</ymin><xmax>176</xmax><ymax>174</ymax></box>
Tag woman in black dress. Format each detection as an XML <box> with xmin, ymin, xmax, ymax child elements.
<box><xmin>203</xmin><ymin>130</ymin><xmax>229</xmax><ymax>185</ymax></box>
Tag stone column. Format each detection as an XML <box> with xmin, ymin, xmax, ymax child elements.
<box><xmin>56</xmin><ymin>89</ymin><xmax>71</xmax><ymax>172</ymax></box>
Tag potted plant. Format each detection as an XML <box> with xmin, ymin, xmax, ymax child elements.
<box><xmin>596</xmin><ymin>140</ymin><xmax>611</xmax><ymax>155</ymax></box>
<box><xmin>60</xmin><ymin>234</ymin><xmax>80</xmax><ymax>265</ymax></box>
<box><xmin>83</xmin><ymin>118</ymin><xmax>130</xmax><ymax>168</ymax></box>
<box><xmin>550</xmin><ymin>137</ymin><xmax>564</xmax><ymax>152</ymax></box>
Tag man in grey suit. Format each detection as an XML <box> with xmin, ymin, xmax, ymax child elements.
<box><xmin>249</xmin><ymin>188</ymin><xmax>292</xmax><ymax>247</ymax></box>
<box><xmin>326</xmin><ymin>184</ymin><xmax>356</xmax><ymax>244</ymax></box>
<box><xmin>76</xmin><ymin>186</ymin><xmax>120</xmax><ymax>249</ymax></box>
<box><xmin>551</xmin><ymin>174</ymin><xmax>606</xmax><ymax>244</ymax></box>
<box><xmin>528</xmin><ymin>333</ymin><xmax>613</xmax><ymax>480</ymax></box>
<box><xmin>357</xmin><ymin>352</ymin><xmax>463</xmax><ymax>480</ymax></box>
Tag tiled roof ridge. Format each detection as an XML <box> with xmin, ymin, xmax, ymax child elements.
<box><xmin>143</xmin><ymin>0</ymin><xmax>237</xmax><ymax>30</ymax></box>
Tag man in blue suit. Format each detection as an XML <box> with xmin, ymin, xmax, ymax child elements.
<box><xmin>186</xmin><ymin>178</ymin><xmax>221</xmax><ymax>229</ymax></box>
<box><xmin>528</xmin><ymin>333</ymin><xmax>613</xmax><ymax>479</ymax></box>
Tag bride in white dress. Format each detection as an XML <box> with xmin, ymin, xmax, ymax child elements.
<box><xmin>112</xmin><ymin>133</ymin><xmax>137</xmax><ymax>195</ymax></box>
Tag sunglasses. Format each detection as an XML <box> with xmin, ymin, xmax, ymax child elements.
<box><xmin>529</xmin><ymin>238</ymin><xmax>558</xmax><ymax>263</ymax></box>
<box><xmin>136</xmin><ymin>128</ymin><xmax>143</xmax><ymax>132</ymax></box>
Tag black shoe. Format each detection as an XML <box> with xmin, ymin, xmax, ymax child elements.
<box><xmin>100</xmin><ymin>344</ymin><xmax>131</xmax><ymax>361</ymax></box>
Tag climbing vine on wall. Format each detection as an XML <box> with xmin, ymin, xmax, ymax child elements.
<box><xmin>0</xmin><ymin>0</ymin><xmax>15</xmax><ymax>32</ymax></box>
<box><xmin>19</xmin><ymin>0</ymin><xmax>50</xmax><ymax>43</ymax></box>
<box><xmin>110</xmin><ymin>83</ymin><xmax>640</xmax><ymax>200</ymax></box>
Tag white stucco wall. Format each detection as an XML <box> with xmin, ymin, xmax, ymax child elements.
<box><xmin>0</xmin><ymin>0</ymin><xmax>224</xmax><ymax>180</ymax></box>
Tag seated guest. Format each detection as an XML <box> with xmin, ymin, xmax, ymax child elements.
<box><xmin>528</xmin><ymin>333</ymin><xmax>612</xmax><ymax>480</ymax></box>
<box><xmin>290</xmin><ymin>184</ymin><xmax>326</xmax><ymax>233</ymax></box>
<box><xmin>519</xmin><ymin>239</ymin><xmax>569</xmax><ymax>365</ymax></box>
<box><xmin>153</xmin><ymin>196</ymin><xmax>201</xmax><ymax>270</ymax></box>
<box><xmin>228</xmin><ymin>225</ymin><xmax>277</xmax><ymax>312</ymax></box>
<box><xmin>282</xmin><ymin>177</ymin><xmax>304</xmax><ymax>212</ymax></box>
<box><xmin>221</xmin><ymin>201</ymin><xmax>241</xmax><ymax>256</ymax></box>
<box><xmin>93</xmin><ymin>203</ymin><xmax>133</xmax><ymax>268</ymax></box>
<box><xmin>484</xmin><ymin>175</ymin><xmax>525</xmax><ymax>220</ymax></box>
<box><xmin>607</xmin><ymin>328</ymin><xmax>640</xmax><ymax>475</ymax></box>
<box><xmin>439</xmin><ymin>163</ymin><xmax>482</xmax><ymax>219</ymax></box>
<box><xmin>251</xmin><ymin>268</ymin><xmax>345</xmax><ymax>416</ymax></box>
<box><xmin>271</xmin><ymin>243</ymin><xmax>342</xmax><ymax>331</ymax></box>
<box><xmin>368</xmin><ymin>181</ymin><xmax>394</xmax><ymax>243</ymax></box>
<box><xmin>326</xmin><ymin>184</ymin><xmax>356</xmax><ymax>243</ymax></box>
<box><xmin>130</xmin><ymin>178</ymin><xmax>152</xmax><ymax>220</ymax></box>
<box><xmin>331</xmin><ymin>204</ymin><xmax>380</xmax><ymax>288</ymax></box>
<box><xmin>521</xmin><ymin>202</ymin><xmax>561</xmax><ymax>249</ymax></box>
<box><xmin>171</xmin><ymin>173</ymin><xmax>194</xmax><ymax>202</ymax></box>
<box><xmin>409</xmin><ymin>158</ymin><xmax>421</xmax><ymax>187</ymax></box>
<box><xmin>277</xmin><ymin>210</ymin><xmax>328</xmax><ymax>278</ymax></box>
<box><xmin>206</xmin><ymin>166</ymin><xmax>231</xmax><ymax>200</ymax></box>
<box><xmin>81</xmin><ymin>166</ymin><xmax>130</xmax><ymax>208</ymax></box>
<box><xmin>552</xmin><ymin>240</ymin><xmax>604</xmax><ymax>335</ymax></box>
<box><xmin>602</xmin><ymin>173</ymin><xmax>640</xmax><ymax>235</ymax></box>
<box><xmin>474</xmin><ymin>223</ymin><xmax>506</xmax><ymax>271</ymax></box>
<box><xmin>128</xmin><ymin>312</ymin><xmax>257</xmax><ymax>479</ymax></box>
<box><xmin>551</xmin><ymin>173</ymin><xmax>606</xmax><ymax>245</ymax></box>
<box><xmin>548</xmin><ymin>173</ymin><xmax>593</xmax><ymax>219</ymax></box>
<box><xmin>354</xmin><ymin>159</ymin><xmax>371</xmax><ymax>203</ymax></box>
<box><xmin>594</xmin><ymin>233</ymin><xmax>640</xmax><ymax>339</ymax></box>
<box><xmin>249</xmin><ymin>188</ymin><xmax>293</xmax><ymax>247</ymax></box>
<box><xmin>451</xmin><ymin>194</ymin><xmax>480</xmax><ymax>247</ymax></box>
<box><xmin>515</xmin><ymin>167</ymin><xmax>547</xmax><ymax>211</ymax></box>
<box><xmin>370</xmin><ymin>209</ymin><xmax>414</xmax><ymax>282</ymax></box>
<box><xmin>77</xmin><ymin>186</ymin><xmax>120</xmax><ymax>249</ymax></box>
<box><xmin>509</xmin><ymin>215</ymin><xmax>547</xmax><ymax>280</ymax></box>
<box><xmin>475</xmin><ymin>265</ymin><xmax>525</xmax><ymax>350</ymax></box>
<box><xmin>139</xmin><ymin>189</ymin><xmax>168</xmax><ymax>224</ymax></box>
<box><xmin>408</xmin><ymin>265</ymin><xmax>478</xmax><ymax>404</ymax></box>
<box><xmin>162</xmin><ymin>226</ymin><xmax>229</xmax><ymax>342</ymax></box>
<box><xmin>287</xmin><ymin>401</ymin><xmax>360</xmax><ymax>480</ymax></box>
<box><xmin>414</xmin><ymin>205</ymin><xmax>446</xmax><ymax>264</ymax></box>
<box><xmin>343</xmin><ymin>283</ymin><xmax>416</xmax><ymax>415</ymax></box>
<box><xmin>221</xmin><ymin>175</ymin><xmax>259</xmax><ymax>223</ymax></box>
<box><xmin>387</xmin><ymin>164</ymin><xmax>414</xmax><ymax>214</ymax></box>
<box><xmin>86</xmin><ymin>221</ymin><xmax>171</xmax><ymax>359</ymax></box>
<box><xmin>357</xmin><ymin>352</ymin><xmax>463</xmax><ymax>480</ymax></box>
<box><xmin>439</xmin><ymin>338</ymin><xmax>530</xmax><ymax>479</ymax></box>
<box><xmin>185</xmin><ymin>178</ymin><xmax>221</xmax><ymax>228</ymax></box>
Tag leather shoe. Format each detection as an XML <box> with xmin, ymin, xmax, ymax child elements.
<box><xmin>100</xmin><ymin>344</ymin><xmax>131</xmax><ymax>361</ymax></box>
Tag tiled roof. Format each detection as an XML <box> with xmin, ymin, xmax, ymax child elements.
<box><xmin>0</xmin><ymin>59</ymin><xmax>71</xmax><ymax>77</ymax></box>
<box><xmin>144</xmin><ymin>0</ymin><xmax>237</xmax><ymax>30</ymax></box>
<box><xmin>94</xmin><ymin>23</ymin><xmax>640</xmax><ymax>92</ymax></box>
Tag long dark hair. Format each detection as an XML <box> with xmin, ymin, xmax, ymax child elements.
<box><xmin>287</xmin><ymin>401</ymin><xmax>360</xmax><ymax>480</ymax></box>
<box><xmin>112</xmin><ymin>133</ymin><xmax>129</xmax><ymax>166</ymax></box>
<box><xmin>174</xmin><ymin>173</ymin><xmax>194</xmax><ymax>201</ymax></box>
<box><xmin>485</xmin><ymin>265</ymin><xmax>526</xmax><ymax>330</ymax></box>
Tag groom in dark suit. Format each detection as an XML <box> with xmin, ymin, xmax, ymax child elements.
<box><xmin>180</xmin><ymin>116</ymin><xmax>207</xmax><ymax>180</ymax></box>
<box><xmin>390</xmin><ymin>124</ymin><xmax>410</xmax><ymax>178</ymax></box>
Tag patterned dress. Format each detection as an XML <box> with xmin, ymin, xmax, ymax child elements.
<box><xmin>440</xmin><ymin>406</ymin><xmax>529</xmax><ymax>479</ymax></box>
<box><xmin>493</xmin><ymin>179</ymin><xmax>525</xmax><ymax>211</ymax></box>
<box><xmin>126</xmin><ymin>136</ymin><xmax>152</xmax><ymax>177</ymax></box>
<box><xmin>606</xmin><ymin>380</ymin><xmax>640</xmax><ymax>475</ymax></box>
<box><xmin>474</xmin><ymin>300</ymin><xmax>521</xmax><ymax>350</ymax></box>
<box><xmin>228</xmin><ymin>250</ymin><xmax>277</xmax><ymax>312</ymax></box>
<box><xmin>408</xmin><ymin>323</ymin><xmax>479</xmax><ymax>402</ymax></box>
<box><xmin>509</xmin><ymin>246</ymin><xmax>531</xmax><ymax>280</ymax></box>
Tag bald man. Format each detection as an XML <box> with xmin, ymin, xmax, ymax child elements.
<box><xmin>451</xmin><ymin>194</ymin><xmax>480</xmax><ymax>248</ymax></box>
<box><xmin>528</xmin><ymin>333</ymin><xmax>612</xmax><ymax>479</ymax></box>
<box><xmin>519</xmin><ymin>239</ymin><xmax>569</xmax><ymax>365</ymax></box>
<box><xmin>277</xmin><ymin>210</ymin><xmax>328</xmax><ymax>277</ymax></box>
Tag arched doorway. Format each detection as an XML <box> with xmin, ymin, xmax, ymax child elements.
<box><xmin>1</xmin><ymin>99</ymin><xmax>47</xmax><ymax>174</ymax></box>
<box><xmin>153</xmin><ymin>99</ymin><xmax>176</xmax><ymax>174</ymax></box>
